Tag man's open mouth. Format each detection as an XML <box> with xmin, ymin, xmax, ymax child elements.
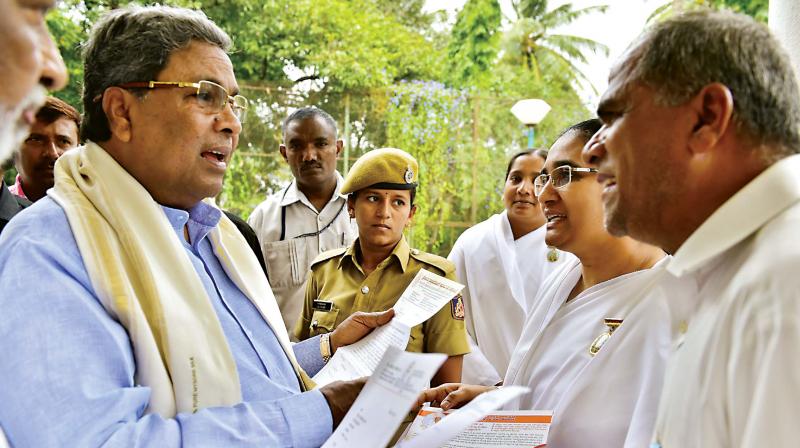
<box><xmin>202</xmin><ymin>150</ymin><xmax>226</xmax><ymax>162</ymax></box>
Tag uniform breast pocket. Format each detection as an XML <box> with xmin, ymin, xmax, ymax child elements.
<box><xmin>310</xmin><ymin>308</ymin><xmax>339</xmax><ymax>336</ymax></box>
<box><xmin>264</xmin><ymin>239</ymin><xmax>309</xmax><ymax>288</ymax></box>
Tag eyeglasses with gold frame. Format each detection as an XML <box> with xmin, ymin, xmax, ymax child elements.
<box><xmin>117</xmin><ymin>80</ymin><xmax>248</xmax><ymax>123</ymax></box>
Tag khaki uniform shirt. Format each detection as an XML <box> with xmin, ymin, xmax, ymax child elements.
<box><xmin>294</xmin><ymin>236</ymin><xmax>470</xmax><ymax>356</ymax></box>
<box><xmin>248</xmin><ymin>173</ymin><xmax>357</xmax><ymax>332</ymax></box>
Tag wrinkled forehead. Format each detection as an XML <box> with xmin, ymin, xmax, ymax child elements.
<box><xmin>286</xmin><ymin>115</ymin><xmax>337</xmax><ymax>139</ymax></box>
<box><xmin>32</xmin><ymin>116</ymin><xmax>78</xmax><ymax>134</ymax></box>
<box><xmin>601</xmin><ymin>52</ymin><xmax>641</xmax><ymax>107</ymax></box>
<box><xmin>161</xmin><ymin>41</ymin><xmax>238</xmax><ymax>93</ymax></box>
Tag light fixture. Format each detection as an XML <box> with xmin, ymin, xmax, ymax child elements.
<box><xmin>511</xmin><ymin>99</ymin><xmax>551</xmax><ymax>148</ymax></box>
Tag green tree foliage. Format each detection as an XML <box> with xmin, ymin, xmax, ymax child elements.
<box><xmin>503</xmin><ymin>1</ymin><xmax>609</xmax><ymax>86</ymax></box>
<box><xmin>715</xmin><ymin>0</ymin><xmax>769</xmax><ymax>21</ymax></box>
<box><xmin>46</xmin><ymin>5</ymin><xmax>87</xmax><ymax>108</ymax></box>
<box><xmin>199</xmin><ymin>0</ymin><xmax>445</xmax><ymax>91</ymax></box>
<box><xmin>446</xmin><ymin>0</ymin><xmax>502</xmax><ymax>89</ymax></box>
<box><xmin>386</xmin><ymin>81</ymin><xmax>467</xmax><ymax>252</ymax></box>
<box><xmin>371</xmin><ymin>0</ymin><xmax>441</xmax><ymax>37</ymax></box>
<box><xmin>44</xmin><ymin>0</ymin><xmax>605</xmax><ymax>253</ymax></box>
<box><xmin>517</xmin><ymin>0</ymin><xmax>548</xmax><ymax>19</ymax></box>
<box><xmin>650</xmin><ymin>0</ymin><xmax>768</xmax><ymax>22</ymax></box>
<box><xmin>217</xmin><ymin>150</ymin><xmax>276</xmax><ymax>218</ymax></box>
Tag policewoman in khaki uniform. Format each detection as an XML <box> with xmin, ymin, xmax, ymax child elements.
<box><xmin>294</xmin><ymin>147</ymin><xmax>469</xmax><ymax>385</ymax></box>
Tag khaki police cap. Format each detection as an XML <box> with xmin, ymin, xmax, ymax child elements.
<box><xmin>341</xmin><ymin>147</ymin><xmax>419</xmax><ymax>194</ymax></box>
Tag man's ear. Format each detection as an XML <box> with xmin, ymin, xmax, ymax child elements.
<box><xmin>336</xmin><ymin>139</ymin><xmax>344</xmax><ymax>156</ymax></box>
<box><xmin>687</xmin><ymin>83</ymin><xmax>734</xmax><ymax>155</ymax></box>
<box><xmin>279</xmin><ymin>145</ymin><xmax>288</xmax><ymax>163</ymax></box>
<box><xmin>102</xmin><ymin>87</ymin><xmax>134</xmax><ymax>143</ymax></box>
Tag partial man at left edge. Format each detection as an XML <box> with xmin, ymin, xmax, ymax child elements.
<box><xmin>0</xmin><ymin>0</ymin><xmax>67</xmax><ymax>236</ymax></box>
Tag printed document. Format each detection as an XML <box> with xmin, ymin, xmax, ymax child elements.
<box><xmin>313</xmin><ymin>269</ymin><xmax>463</xmax><ymax>386</ymax></box>
<box><xmin>396</xmin><ymin>386</ymin><xmax>551</xmax><ymax>448</ymax></box>
<box><xmin>322</xmin><ymin>347</ymin><xmax>446</xmax><ymax>448</ymax></box>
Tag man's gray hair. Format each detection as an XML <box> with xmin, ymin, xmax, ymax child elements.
<box><xmin>625</xmin><ymin>9</ymin><xmax>800</xmax><ymax>157</ymax></box>
<box><xmin>81</xmin><ymin>5</ymin><xmax>232</xmax><ymax>142</ymax></box>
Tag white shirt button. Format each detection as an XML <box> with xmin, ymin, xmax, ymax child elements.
<box><xmin>361</xmin><ymin>286</ymin><xmax>370</xmax><ymax>294</ymax></box>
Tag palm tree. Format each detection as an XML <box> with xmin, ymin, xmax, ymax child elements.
<box><xmin>502</xmin><ymin>1</ymin><xmax>609</xmax><ymax>88</ymax></box>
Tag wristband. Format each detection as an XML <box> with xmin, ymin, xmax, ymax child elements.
<box><xmin>320</xmin><ymin>333</ymin><xmax>332</xmax><ymax>363</ymax></box>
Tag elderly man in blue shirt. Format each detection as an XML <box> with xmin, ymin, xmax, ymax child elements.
<box><xmin>0</xmin><ymin>5</ymin><xmax>392</xmax><ymax>447</ymax></box>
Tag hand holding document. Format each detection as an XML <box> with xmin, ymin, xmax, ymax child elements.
<box><xmin>396</xmin><ymin>386</ymin><xmax>552</xmax><ymax>448</ymax></box>
<box><xmin>322</xmin><ymin>346</ymin><xmax>446</xmax><ymax>448</ymax></box>
<box><xmin>313</xmin><ymin>322</ymin><xmax>411</xmax><ymax>386</ymax></box>
<box><xmin>314</xmin><ymin>269</ymin><xmax>464</xmax><ymax>386</ymax></box>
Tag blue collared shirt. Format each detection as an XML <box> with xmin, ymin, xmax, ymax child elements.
<box><xmin>0</xmin><ymin>198</ymin><xmax>330</xmax><ymax>447</ymax></box>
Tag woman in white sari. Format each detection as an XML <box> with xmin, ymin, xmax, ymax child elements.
<box><xmin>418</xmin><ymin>119</ymin><xmax>695</xmax><ymax>447</ymax></box>
<box><xmin>449</xmin><ymin>149</ymin><xmax>572</xmax><ymax>385</ymax></box>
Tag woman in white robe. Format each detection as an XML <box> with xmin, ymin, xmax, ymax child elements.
<box><xmin>418</xmin><ymin>119</ymin><xmax>696</xmax><ymax>447</ymax></box>
<box><xmin>448</xmin><ymin>150</ymin><xmax>573</xmax><ymax>385</ymax></box>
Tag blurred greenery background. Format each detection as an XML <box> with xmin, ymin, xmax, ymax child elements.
<box><xmin>31</xmin><ymin>0</ymin><xmax>766</xmax><ymax>255</ymax></box>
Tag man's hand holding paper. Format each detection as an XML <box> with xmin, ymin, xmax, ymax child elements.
<box><xmin>314</xmin><ymin>269</ymin><xmax>465</xmax><ymax>386</ymax></box>
<box><xmin>330</xmin><ymin>309</ymin><xmax>396</xmax><ymax>353</ymax></box>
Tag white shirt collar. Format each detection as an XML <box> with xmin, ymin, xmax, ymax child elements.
<box><xmin>280</xmin><ymin>171</ymin><xmax>347</xmax><ymax>208</ymax></box>
<box><xmin>667</xmin><ymin>154</ymin><xmax>800</xmax><ymax>277</ymax></box>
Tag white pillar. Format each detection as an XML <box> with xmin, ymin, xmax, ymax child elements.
<box><xmin>770</xmin><ymin>0</ymin><xmax>800</xmax><ymax>76</ymax></box>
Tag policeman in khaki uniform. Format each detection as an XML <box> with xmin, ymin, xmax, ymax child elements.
<box><xmin>294</xmin><ymin>147</ymin><xmax>469</xmax><ymax>385</ymax></box>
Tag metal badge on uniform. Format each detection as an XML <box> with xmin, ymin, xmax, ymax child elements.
<box><xmin>589</xmin><ymin>318</ymin><xmax>623</xmax><ymax>357</ymax></box>
<box><xmin>451</xmin><ymin>294</ymin><xmax>465</xmax><ymax>320</ymax></box>
<box><xmin>404</xmin><ymin>167</ymin><xmax>414</xmax><ymax>184</ymax></box>
<box><xmin>312</xmin><ymin>300</ymin><xmax>334</xmax><ymax>312</ymax></box>
<box><xmin>674</xmin><ymin>320</ymin><xmax>689</xmax><ymax>350</ymax></box>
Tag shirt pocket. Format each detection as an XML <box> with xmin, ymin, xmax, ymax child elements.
<box><xmin>309</xmin><ymin>308</ymin><xmax>339</xmax><ymax>337</ymax></box>
<box><xmin>263</xmin><ymin>239</ymin><xmax>309</xmax><ymax>288</ymax></box>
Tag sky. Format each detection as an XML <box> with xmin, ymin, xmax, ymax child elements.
<box><xmin>422</xmin><ymin>0</ymin><xmax>671</xmax><ymax>109</ymax></box>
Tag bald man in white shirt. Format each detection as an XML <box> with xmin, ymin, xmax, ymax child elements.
<box><xmin>583</xmin><ymin>10</ymin><xmax>800</xmax><ymax>448</ymax></box>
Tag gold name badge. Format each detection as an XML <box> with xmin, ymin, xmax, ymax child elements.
<box><xmin>589</xmin><ymin>318</ymin><xmax>623</xmax><ymax>357</ymax></box>
<box><xmin>546</xmin><ymin>247</ymin><xmax>559</xmax><ymax>262</ymax></box>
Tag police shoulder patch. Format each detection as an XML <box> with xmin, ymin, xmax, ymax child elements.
<box><xmin>310</xmin><ymin>247</ymin><xmax>348</xmax><ymax>268</ymax></box>
<box><xmin>451</xmin><ymin>294</ymin><xmax>465</xmax><ymax>320</ymax></box>
<box><xmin>409</xmin><ymin>249</ymin><xmax>454</xmax><ymax>276</ymax></box>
